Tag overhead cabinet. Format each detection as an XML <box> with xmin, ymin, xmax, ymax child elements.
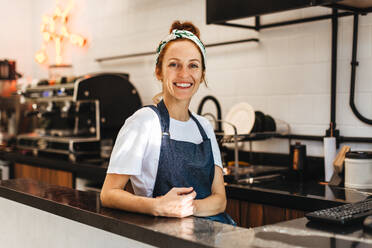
<box><xmin>206</xmin><ymin>0</ymin><xmax>372</xmax><ymax>25</ymax></box>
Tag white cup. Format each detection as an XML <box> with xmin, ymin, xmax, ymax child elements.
<box><xmin>274</xmin><ymin>118</ymin><xmax>289</xmax><ymax>135</ymax></box>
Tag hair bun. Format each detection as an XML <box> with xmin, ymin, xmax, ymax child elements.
<box><xmin>170</xmin><ymin>21</ymin><xmax>200</xmax><ymax>39</ymax></box>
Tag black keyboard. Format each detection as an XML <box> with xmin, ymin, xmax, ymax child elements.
<box><xmin>306</xmin><ymin>198</ymin><xmax>372</xmax><ymax>225</ymax></box>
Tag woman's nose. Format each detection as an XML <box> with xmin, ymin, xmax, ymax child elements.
<box><xmin>177</xmin><ymin>66</ymin><xmax>188</xmax><ymax>77</ymax></box>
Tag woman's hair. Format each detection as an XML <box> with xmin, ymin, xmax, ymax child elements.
<box><xmin>170</xmin><ymin>20</ymin><xmax>201</xmax><ymax>38</ymax></box>
<box><xmin>153</xmin><ymin>21</ymin><xmax>206</xmax><ymax>104</ymax></box>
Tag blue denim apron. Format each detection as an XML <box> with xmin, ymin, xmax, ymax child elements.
<box><xmin>147</xmin><ymin>100</ymin><xmax>236</xmax><ymax>225</ymax></box>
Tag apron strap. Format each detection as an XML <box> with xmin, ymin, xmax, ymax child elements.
<box><xmin>156</xmin><ymin>100</ymin><xmax>171</xmax><ymax>134</ymax></box>
<box><xmin>147</xmin><ymin>100</ymin><xmax>209</xmax><ymax>141</ymax></box>
<box><xmin>189</xmin><ymin>114</ymin><xmax>209</xmax><ymax>141</ymax></box>
<box><xmin>145</xmin><ymin>105</ymin><xmax>168</xmax><ymax>135</ymax></box>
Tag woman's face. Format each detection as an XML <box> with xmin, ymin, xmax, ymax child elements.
<box><xmin>157</xmin><ymin>40</ymin><xmax>204</xmax><ymax>102</ymax></box>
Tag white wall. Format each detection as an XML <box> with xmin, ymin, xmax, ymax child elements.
<box><xmin>0</xmin><ymin>0</ymin><xmax>33</xmax><ymax>79</ymax></box>
<box><xmin>10</xmin><ymin>0</ymin><xmax>372</xmax><ymax>156</ymax></box>
<box><xmin>0</xmin><ymin>197</ymin><xmax>155</xmax><ymax>248</ymax></box>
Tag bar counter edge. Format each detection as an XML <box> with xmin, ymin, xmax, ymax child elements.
<box><xmin>1</xmin><ymin>151</ymin><xmax>370</xmax><ymax>213</ymax></box>
<box><xmin>1</xmin><ymin>178</ymin><xmax>250</xmax><ymax>248</ymax></box>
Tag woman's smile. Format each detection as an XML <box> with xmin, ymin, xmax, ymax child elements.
<box><xmin>173</xmin><ymin>81</ymin><xmax>193</xmax><ymax>89</ymax></box>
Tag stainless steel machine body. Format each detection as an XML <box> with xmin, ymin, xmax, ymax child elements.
<box><xmin>17</xmin><ymin>73</ymin><xmax>142</xmax><ymax>162</ymax></box>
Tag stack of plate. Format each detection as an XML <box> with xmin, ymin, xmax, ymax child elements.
<box><xmin>223</xmin><ymin>102</ymin><xmax>289</xmax><ymax>135</ymax></box>
<box><xmin>223</xmin><ymin>102</ymin><xmax>255</xmax><ymax>135</ymax></box>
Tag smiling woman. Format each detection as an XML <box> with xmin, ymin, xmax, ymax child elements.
<box><xmin>156</xmin><ymin>40</ymin><xmax>203</xmax><ymax>107</ymax></box>
<box><xmin>100</xmin><ymin>21</ymin><xmax>236</xmax><ymax>225</ymax></box>
<box><xmin>153</xmin><ymin>21</ymin><xmax>207</xmax><ymax>106</ymax></box>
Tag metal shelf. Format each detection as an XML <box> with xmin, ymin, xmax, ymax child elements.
<box><xmin>95</xmin><ymin>38</ymin><xmax>259</xmax><ymax>62</ymax></box>
<box><xmin>216</xmin><ymin>132</ymin><xmax>283</xmax><ymax>143</ymax></box>
<box><xmin>207</xmin><ymin>0</ymin><xmax>372</xmax><ymax>143</ymax></box>
<box><xmin>25</xmin><ymin>83</ymin><xmax>75</xmax><ymax>91</ymax></box>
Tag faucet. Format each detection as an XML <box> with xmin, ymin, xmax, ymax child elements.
<box><xmin>197</xmin><ymin>95</ymin><xmax>223</xmax><ymax>133</ymax></box>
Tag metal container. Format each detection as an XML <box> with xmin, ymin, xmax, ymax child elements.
<box><xmin>289</xmin><ymin>142</ymin><xmax>307</xmax><ymax>181</ymax></box>
<box><xmin>345</xmin><ymin>151</ymin><xmax>372</xmax><ymax>189</ymax></box>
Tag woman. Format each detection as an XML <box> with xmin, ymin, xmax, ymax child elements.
<box><xmin>100</xmin><ymin>21</ymin><xmax>235</xmax><ymax>225</ymax></box>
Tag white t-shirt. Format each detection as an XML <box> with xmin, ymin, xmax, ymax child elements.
<box><xmin>107</xmin><ymin>107</ymin><xmax>222</xmax><ymax>197</ymax></box>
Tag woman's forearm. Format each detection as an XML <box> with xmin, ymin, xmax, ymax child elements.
<box><xmin>193</xmin><ymin>193</ymin><xmax>226</xmax><ymax>217</ymax></box>
<box><xmin>101</xmin><ymin>187</ymin><xmax>197</xmax><ymax>218</ymax></box>
<box><xmin>101</xmin><ymin>189</ymin><xmax>158</xmax><ymax>216</ymax></box>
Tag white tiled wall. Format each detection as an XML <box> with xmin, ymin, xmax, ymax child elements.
<box><xmin>10</xmin><ymin>0</ymin><xmax>372</xmax><ymax>156</ymax></box>
<box><xmin>0</xmin><ymin>0</ymin><xmax>33</xmax><ymax>79</ymax></box>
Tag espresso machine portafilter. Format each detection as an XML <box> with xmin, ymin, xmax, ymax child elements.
<box><xmin>17</xmin><ymin>73</ymin><xmax>142</xmax><ymax>162</ymax></box>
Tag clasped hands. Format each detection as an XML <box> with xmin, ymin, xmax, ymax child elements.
<box><xmin>154</xmin><ymin>187</ymin><xmax>197</xmax><ymax>218</ymax></box>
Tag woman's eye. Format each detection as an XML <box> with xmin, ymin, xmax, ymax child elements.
<box><xmin>169</xmin><ymin>63</ymin><xmax>177</xmax><ymax>67</ymax></box>
<box><xmin>190</xmin><ymin>63</ymin><xmax>199</xmax><ymax>69</ymax></box>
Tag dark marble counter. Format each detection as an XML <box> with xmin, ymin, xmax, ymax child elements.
<box><xmin>1</xmin><ymin>178</ymin><xmax>372</xmax><ymax>248</ymax></box>
<box><xmin>2</xmin><ymin>150</ymin><xmax>372</xmax><ymax>212</ymax></box>
<box><xmin>251</xmin><ymin>217</ymin><xmax>372</xmax><ymax>247</ymax></box>
<box><xmin>226</xmin><ymin>180</ymin><xmax>372</xmax><ymax>211</ymax></box>
<box><xmin>0</xmin><ymin>178</ymin><xmax>248</xmax><ymax>248</ymax></box>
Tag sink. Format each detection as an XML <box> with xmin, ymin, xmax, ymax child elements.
<box><xmin>224</xmin><ymin>165</ymin><xmax>288</xmax><ymax>184</ymax></box>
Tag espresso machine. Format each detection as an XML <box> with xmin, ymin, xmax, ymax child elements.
<box><xmin>0</xmin><ymin>93</ymin><xmax>22</xmax><ymax>148</ymax></box>
<box><xmin>17</xmin><ymin>73</ymin><xmax>142</xmax><ymax>162</ymax></box>
<box><xmin>0</xmin><ymin>60</ymin><xmax>23</xmax><ymax>148</ymax></box>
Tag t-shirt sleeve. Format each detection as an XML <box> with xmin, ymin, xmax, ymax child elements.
<box><xmin>198</xmin><ymin>116</ymin><xmax>223</xmax><ymax>169</ymax></box>
<box><xmin>107</xmin><ymin>108</ymin><xmax>155</xmax><ymax>175</ymax></box>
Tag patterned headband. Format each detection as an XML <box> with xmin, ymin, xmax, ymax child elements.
<box><xmin>155</xmin><ymin>29</ymin><xmax>206</xmax><ymax>66</ymax></box>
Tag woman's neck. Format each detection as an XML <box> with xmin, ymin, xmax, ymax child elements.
<box><xmin>163</xmin><ymin>97</ymin><xmax>191</xmax><ymax>121</ymax></box>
